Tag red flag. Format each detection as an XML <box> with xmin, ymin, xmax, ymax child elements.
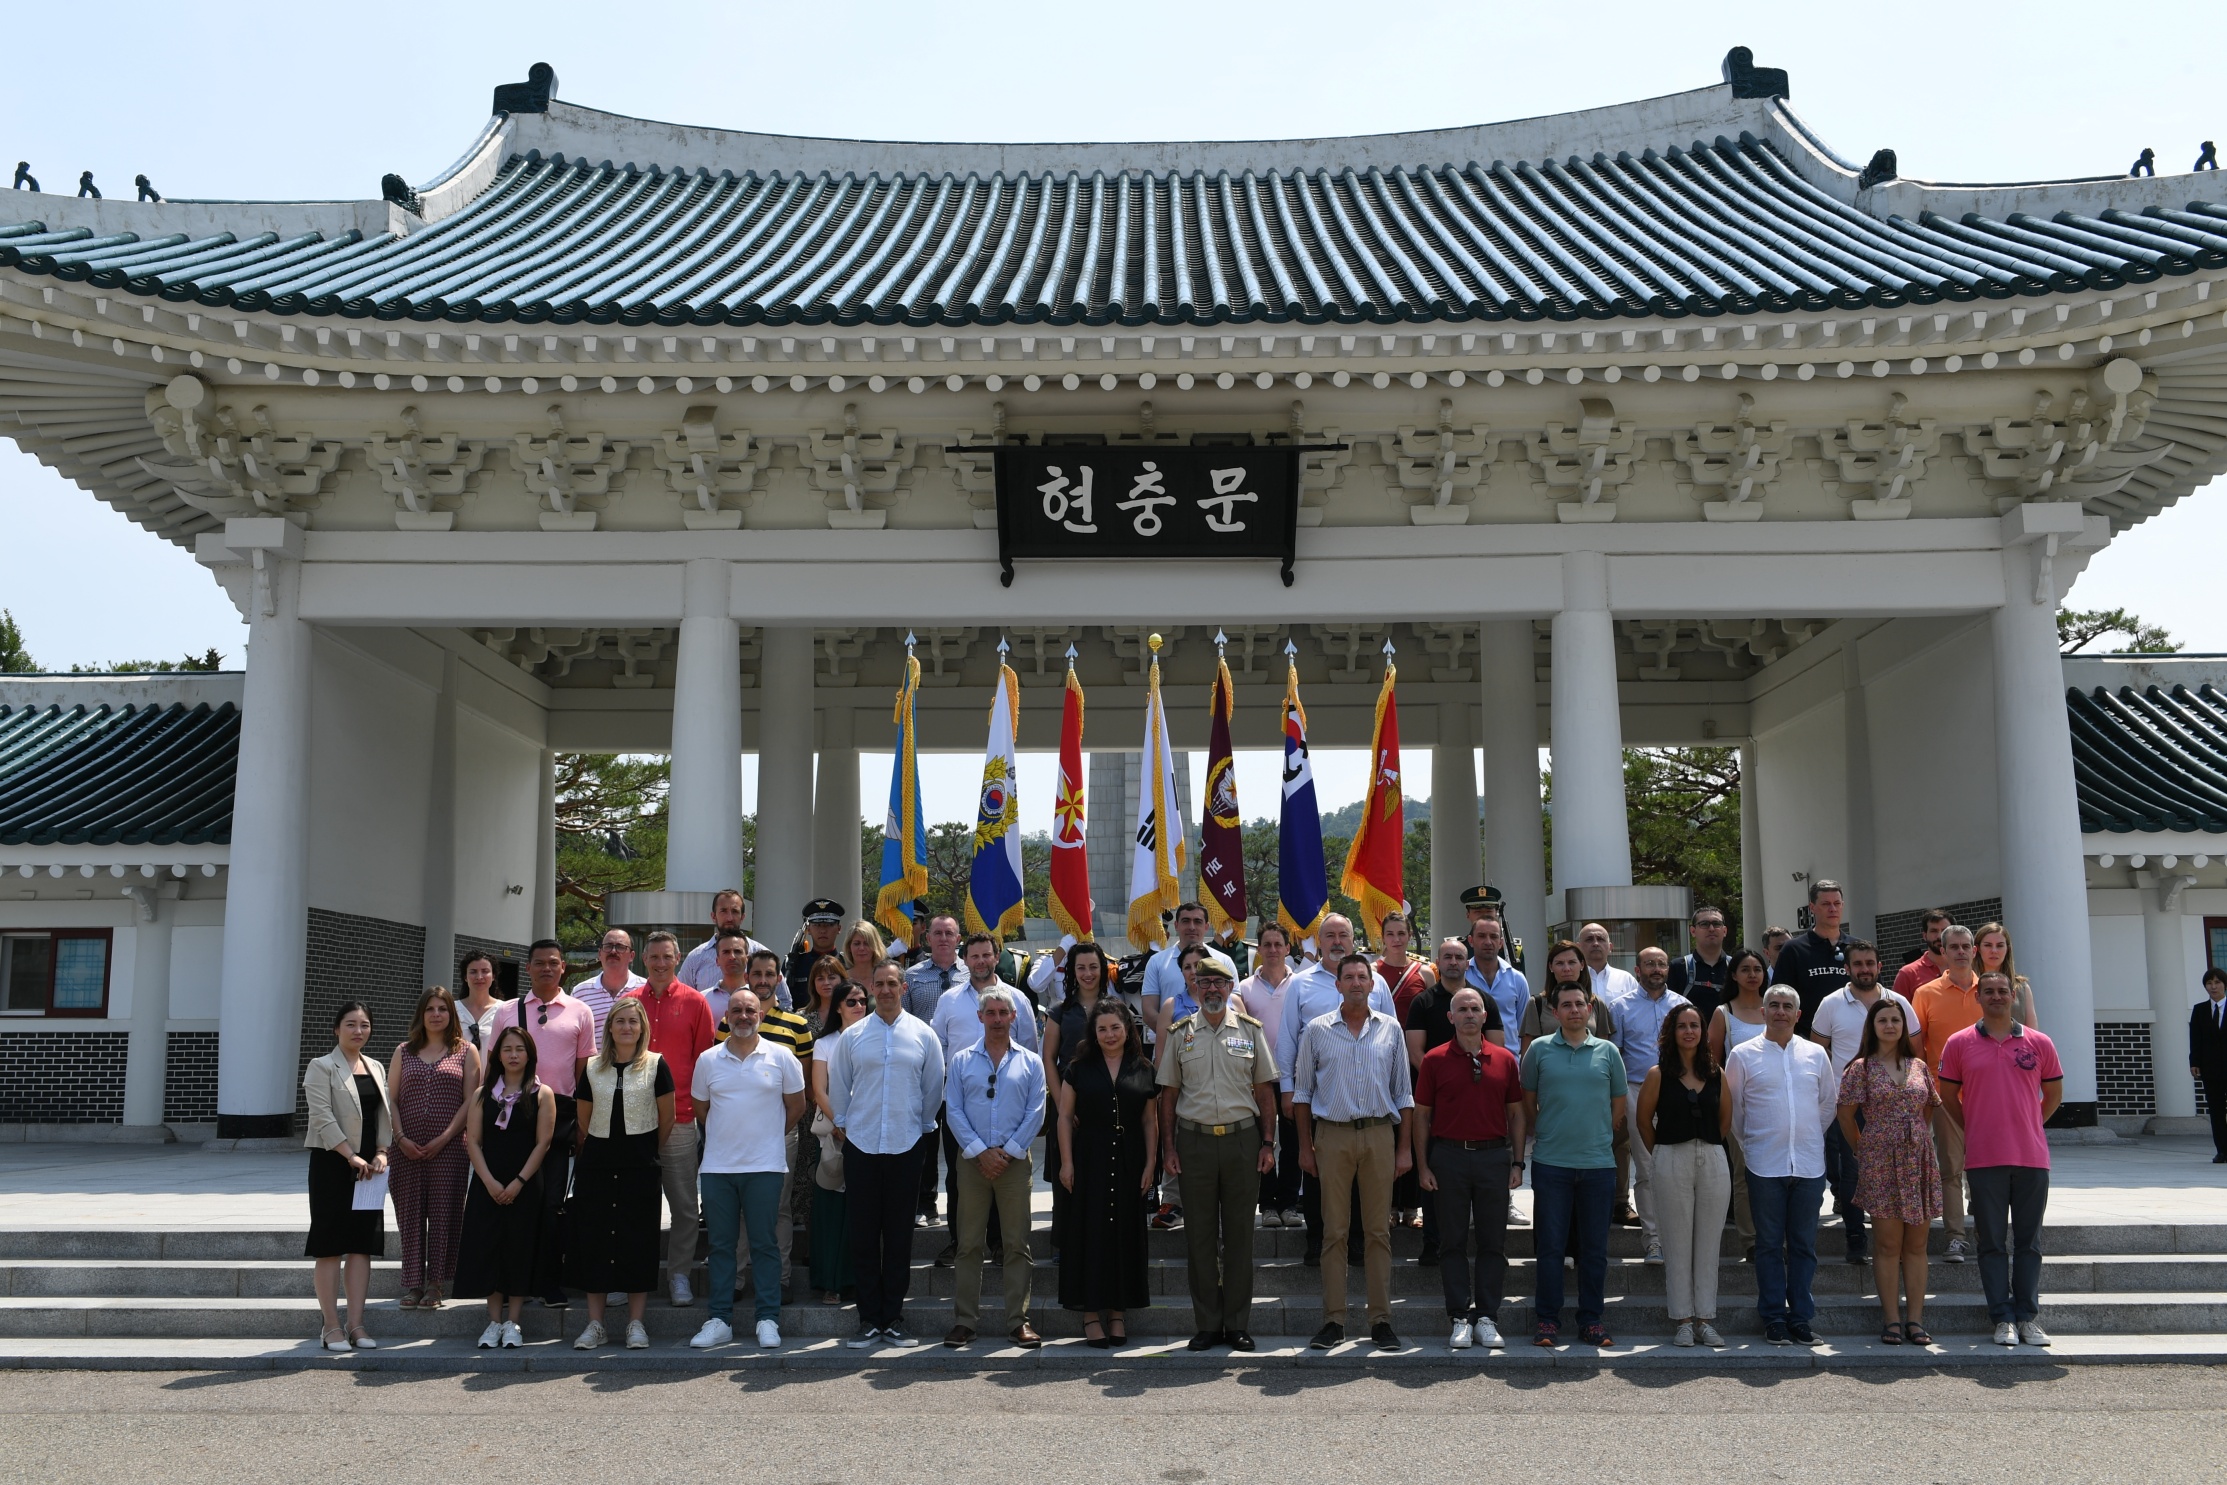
<box><xmin>1199</xmin><ymin>655</ymin><xmax>1247</xmax><ymax>940</ymax></box>
<box><xmin>1340</xmin><ymin>652</ymin><xmax>1405</xmax><ymax>936</ymax></box>
<box><xmin>1047</xmin><ymin>658</ymin><xmax>1093</xmax><ymax>944</ymax></box>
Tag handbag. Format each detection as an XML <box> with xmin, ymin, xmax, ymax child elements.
<box><xmin>812</xmin><ymin>1109</ymin><xmax>845</xmax><ymax>1191</ymax></box>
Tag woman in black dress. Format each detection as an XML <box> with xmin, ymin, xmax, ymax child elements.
<box><xmin>304</xmin><ymin>1000</ymin><xmax>390</xmax><ymax>1352</ymax></box>
<box><xmin>456</xmin><ymin>1023</ymin><xmax>556</xmax><ymax>1349</ymax></box>
<box><xmin>1056</xmin><ymin>999</ymin><xmax>1158</xmax><ymax>1346</ymax></box>
<box><xmin>565</xmin><ymin>996</ymin><xmax>673</xmax><ymax>1350</ymax></box>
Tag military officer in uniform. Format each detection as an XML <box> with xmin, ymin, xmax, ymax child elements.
<box><xmin>785</xmin><ymin>898</ymin><xmax>848</xmax><ymax>1009</ymax></box>
<box><xmin>1156</xmin><ymin>951</ymin><xmax>1280</xmax><ymax>1352</ymax></box>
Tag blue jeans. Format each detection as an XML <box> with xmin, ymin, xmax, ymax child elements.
<box><xmin>1748</xmin><ymin>1173</ymin><xmax>1826</xmax><ymax>1325</ymax></box>
<box><xmin>700</xmin><ymin>1170</ymin><xmax>784</xmax><ymax>1326</ymax></box>
<box><xmin>1531</xmin><ymin>1162</ymin><xmax>1614</xmax><ymax>1329</ymax></box>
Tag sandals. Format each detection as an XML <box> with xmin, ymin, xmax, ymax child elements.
<box><xmin>399</xmin><ymin>1287</ymin><xmax>425</xmax><ymax>1311</ymax></box>
<box><xmin>1903</xmin><ymin>1322</ymin><xmax>1933</xmax><ymax>1347</ymax></box>
<box><xmin>421</xmin><ymin>1287</ymin><xmax>442</xmax><ymax>1311</ymax></box>
<box><xmin>1879</xmin><ymin>1321</ymin><xmax>1904</xmax><ymax>1345</ymax></box>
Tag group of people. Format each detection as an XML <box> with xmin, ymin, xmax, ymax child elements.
<box><xmin>301</xmin><ymin>879</ymin><xmax>2075</xmax><ymax>1353</ymax></box>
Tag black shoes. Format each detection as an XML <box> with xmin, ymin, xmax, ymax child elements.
<box><xmin>1788</xmin><ymin>1320</ymin><xmax>1818</xmax><ymax>1345</ymax></box>
<box><xmin>1186</xmin><ymin>1331</ymin><xmax>1220</xmax><ymax>1351</ymax></box>
<box><xmin>933</xmin><ymin>1241</ymin><xmax>957</xmax><ymax>1268</ymax></box>
<box><xmin>1302</xmin><ymin>1248</ymin><xmax>1321</xmax><ymax>1268</ymax></box>
<box><xmin>1224</xmin><ymin>1330</ymin><xmax>1256</xmax><ymax>1352</ymax></box>
<box><xmin>1416</xmin><ymin>1243</ymin><xmax>1441</xmax><ymax>1266</ymax></box>
<box><xmin>1370</xmin><ymin>1321</ymin><xmax>1400</xmax><ymax>1350</ymax></box>
<box><xmin>1765</xmin><ymin>1321</ymin><xmax>1792</xmax><ymax>1344</ymax></box>
<box><xmin>1309</xmin><ymin>1322</ymin><xmax>1345</xmax><ymax>1349</ymax></box>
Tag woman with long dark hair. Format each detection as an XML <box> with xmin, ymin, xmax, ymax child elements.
<box><xmin>455</xmin><ymin>1023</ymin><xmax>555</xmax><ymax>1348</ymax></box>
<box><xmin>1837</xmin><ymin>996</ymin><xmax>1944</xmax><ymax>1346</ymax></box>
<box><xmin>1040</xmin><ymin>940</ymin><xmax>1112</xmax><ymax>1259</ymax></box>
<box><xmin>808</xmin><ymin>979</ymin><xmax>874</xmax><ymax>1303</ymax></box>
<box><xmin>1637</xmin><ymin>1002</ymin><xmax>1730</xmax><ymax>1348</ymax></box>
<box><xmin>387</xmin><ymin>987</ymin><xmax>478</xmax><ymax>1312</ymax></box>
<box><xmin>1055</xmin><ymin>998</ymin><xmax>1158</xmax><ymax>1346</ymax></box>
<box><xmin>1517</xmin><ymin>941</ymin><xmax>1614</xmax><ymax>1048</ymax></box>
<box><xmin>304</xmin><ymin>1000</ymin><xmax>389</xmax><ymax>1352</ymax></box>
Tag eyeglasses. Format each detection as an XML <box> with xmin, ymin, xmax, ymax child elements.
<box><xmin>1468</xmin><ymin>1052</ymin><xmax>1483</xmax><ymax>1085</ymax></box>
<box><xmin>536</xmin><ymin>1004</ymin><xmax>549</xmax><ymax>1026</ymax></box>
<box><xmin>985</xmin><ymin>1066</ymin><xmax>997</xmax><ymax>1100</ymax></box>
<box><xmin>601</xmin><ymin>945</ymin><xmax>628</xmax><ymax>955</ymax></box>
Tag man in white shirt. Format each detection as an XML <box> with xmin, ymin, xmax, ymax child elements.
<box><xmin>825</xmin><ymin>962</ymin><xmax>945</xmax><ymax>1349</ymax></box>
<box><xmin>1808</xmin><ymin>939</ymin><xmax>1917</xmax><ymax>1268</ymax></box>
<box><xmin>678</xmin><ymin>888</ymin><xmax>769</xmax><ymax>994</ymax></box>
<box><xmin>1577</xmin><ymin>922</ymin><xmax>1642</xmax><ymax>1005</ymax></box>
<box><xmin>689</xmin><ymin>988</ymin><xmax>805</xmax><ymax>1351</ymax></box>
<box><xmin>571</xmin><ymin>928</ymin><xmax>645</xmax><ymax>1037</ymax></box>
<box><xmin>1725</xmin><ymin>985</ymin><xmax>1838</xmax><ymax>1346</ymax></box>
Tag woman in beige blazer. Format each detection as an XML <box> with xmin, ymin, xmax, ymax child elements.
<box><xmin>305</xmin><ymin>1000</ymin><xmax>390</xmax><ymax>1351</ymax></box>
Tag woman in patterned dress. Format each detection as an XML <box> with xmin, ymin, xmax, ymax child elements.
<box><xmin>387</xmin><ymin>987</ymin><xmax>479</xmax><ymax>1310</ymax></box>
<box><xmin>1836</xmin><ymin>996</ymin><xmax>1943</xmax><ymax>1346</ymax></box>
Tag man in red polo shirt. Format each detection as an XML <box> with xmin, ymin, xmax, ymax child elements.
<box><xmin>1413</xmin><ymin>987</ymin><xmax>1527</xmax><ymax>1351</ymax></box>
<box><xmin>624</xmin><ymin>931</ymin><xmax>716</xmax><ymax>1307</ymax></box>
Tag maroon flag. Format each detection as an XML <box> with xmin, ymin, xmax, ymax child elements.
<box><xmin>1200</xmin><ymin>650</ymin><xmax>1248</xmax><ymax>940</ymax></box>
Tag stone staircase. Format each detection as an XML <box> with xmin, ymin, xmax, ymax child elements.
<box><xmin>4</xmin><ymin>1218</ymin><xmax>2224</xmax><ymax>1347</ymax></box>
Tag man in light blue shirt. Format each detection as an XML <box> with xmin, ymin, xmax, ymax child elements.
<box><xmin>1275</xmin><ymin>914</ymin><xmax>1395</xmax><ymax>1097</ymax></box>
<box><xmin>1464</xmin><ymin>917</ymin><xmax>1529</xmax><ymax>1046</ymax></box>
<box><xmin>901</xmin><ymin>913</ymin><xmax>968</xmax><ymax>1226</ymax></box>
<box><xmin>1610</xmin><ymin>946</ymin><xmax>1690</xmax><ymax>1261</ymax></box>
<box><xmin>925</xmin><ymin>933</ymin><xmax>1040</xmax><ymax>1256</ymax></box>
<box><xmin>825</xmin><ymin>961</ymin><xmax>944</xmax><ymax>1348</ymax></box>
<box><xmin>1142</xmin><ymin>901</ymin><xmax>1212</xmax><ymax>1040</ymax></box>
<box><xmin>940</xmin><ymin>988</ymin><xmax>1046</xmax><ymax>1348</ymax></box>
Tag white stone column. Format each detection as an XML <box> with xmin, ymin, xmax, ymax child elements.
<box><xmin>756</xmin><ymin>625</ymin><xmax>816</xmax><ymax>939</ymax></box>
<box><xmin>2139</xmin><ymin>873</ymin><xmax>2198</xmax><ymax>1119</ymax></box>
<box><xmin>533</xmin><ymin>748</ymin><xmax>558</xmax><ymax>942</ymax></box>
<box><xmin>666</xmin><ymin>560</ymin><xmax>744</xmax><ymax>893</ymax></box>
<box><xmin>216</xmin><ymin>529</ymin><xmax>314</xmax><ymax>1139</ymax></box>
<box><xmin>1479</xmin><ymin>620</ymin><xmax>1548</xmax><ymax>967</ymax></box>
<box><xmin>1548</xmin><ymin>552</ymin><xmax>1632</xmax><ymax>895</ymax></box>
<box><xmin>814</xmin><ymin>708</ymin><xmax>862</xmax><ymax>910</ymax></box>
<box><xmin>420</xmin><ymin>647</ymin><xmax>458</xmax><ymax>988</ymax></box>
<box><xmin>1993</xmin><ymin>532</ymin><xmax>2099</xmax><ymax>1108</ymax></box>
<box><xmin>1430</xmin><ymin>705</ymin><xmax>1479</xmax><ymax>947</ymax></box>
<box><xmin>1739</xmin><ymin>740</ymin><xmax>1766</xmax><ymax>949</ymax></box>
<box><xmin>1842</xmin><ymin>642</ymin><xmax>1878</xmax><ymax>941</ymax></box>
<box><xmin>121</xmin><ymin>884</ymin><xmax>177</xmax><ymax>1129</ymax></box>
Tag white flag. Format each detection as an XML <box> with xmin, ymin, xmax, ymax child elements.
<box><xmin>1125</xmin><ymin>644</ymin><xmax>1185</xmax><ymax>951</ymax></box>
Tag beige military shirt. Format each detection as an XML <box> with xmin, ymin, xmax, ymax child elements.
<box><xmin>1156</xmin><ymin>1008</ymin><xmax>1279</xmax><ymax>1128</ymax></box>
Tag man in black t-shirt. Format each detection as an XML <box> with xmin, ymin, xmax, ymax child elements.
<box><xmin>1405</xmin><ymin>939</ymin><xmax>1505</xmax><ymax>1061</ymax></box>
<box><xmin>1667</xmin><ymin>904</ymin><xmax>1733</xmax><ymax>1025</ymax></box>
<box><xmin>1771</xmin><ymin>880</ymin><xmax>1850</xmax><ymax>1037</ymax></box>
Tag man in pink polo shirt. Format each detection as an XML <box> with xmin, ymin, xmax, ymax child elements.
<box><xmin>1939</xmin><ymin>971</ymin><xmax>2064</xmax><ymax>1350</ymax></box>
<box><xmin>487</xmin><ymin>939</ymin><xmax>597</xmax><ymax>1308</ymax></box>
<box><xmin>625</xmin><ymin>930</ymin><xmax>716</xmax><ymax>1307</ymax></box>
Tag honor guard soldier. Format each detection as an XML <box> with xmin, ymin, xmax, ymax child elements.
<box><xmin>786</xmin><ymin>899</ymin><xmax>848</xmax><ymax>1007</ymax></box>
<box><xmin>1156</xmin><ymin>950</ymin><xmax>1280</xmax><ymax>1352</ymax></box>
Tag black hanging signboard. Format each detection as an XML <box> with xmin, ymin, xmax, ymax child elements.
<box><xmin>985</xmin><ymin>444</ymin><xmax>1323</xmax><ymax>588</ymax></box>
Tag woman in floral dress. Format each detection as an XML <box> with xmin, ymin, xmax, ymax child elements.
<box><xmin>1836</xmin><ymin>997</ymin><xmax>1943</xmax><ymax>1347</ymax></box>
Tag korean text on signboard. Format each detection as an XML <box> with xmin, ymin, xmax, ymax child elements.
<box><xmin>989</xmin><ymin>445</ymin><xmax>1308</xmax><ymax>587</ymax></box>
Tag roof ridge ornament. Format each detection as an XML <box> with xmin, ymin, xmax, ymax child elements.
<box><xmin>381</xmin><ymin>174</ymin><xmax>424</xmax><ymax>216</ymax></box>
<box><xmin>1721</xmin><ymin>46</ymin><xmax>1789</xmax><ymax>101</ymax></box>
<box><xmin>1856</xmin><ymin>149</ymin><xmax>1897</xmax><ymax>191</ymax></box>
<box><xmin>492</xmin><ymin>62</ymin><xmax>557</xmax><ymax>117</ymax></box>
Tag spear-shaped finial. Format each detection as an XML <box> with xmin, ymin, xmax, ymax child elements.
<box><xmin>1148</xmin><ymin>632</ymin><xmax>1163</xmax><ymax>654</ymax></box>
<box><xmin>997</xmin><ymin>635</ymin><xmax>1010</xmax><ymax>657</ymax></box>
<box><xmin>1284</xmin><ymin>638</ymin><xmax>1298</xmax><ymax>660</ymax></box>
<box><xmin>904</xmin><ymin>630</ymin><xmax>917</xmax><ymax>653</ymax></box>
<box><xmin>1064</xmin><ymin>643</ymin><xmax>1078</xmax><ymax>663</ymax></box>
<box><xmin>1214</xmin><ymin>627</ymin><xmax>1228</xmax><ymax>655</ymax></box>
<box><xmin>1382</xmin><ymin>636</ymin><xmax>1397</xmax><ymax>659</ymax></box>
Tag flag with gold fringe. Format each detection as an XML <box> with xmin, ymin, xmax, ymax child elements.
<box><xmin>1199</xmin><ymin>641</ymin><xmax>1247</xmax><ymax>941</ymax></box>
<box><xmin>1126</xmin><ymin>634</ymin><xmax>1185</xmax><ymax>951</ymax></box>
<box><xmin>873</xmin><ymin>642</ymin><xmax>929</xmax><ymax>949</ymax></box>
<box><xmin>1340</xmin><ymin>640</ymin><xmax>1407</xmax><ymax>937</ymax></box>
<box><xmin>1047</xmin><ymin>648</ymin><xmax>1093</xmax><ymax>945</ymax></box>
<box><xmin>1277</xmin><ymin>644</ymin><xmax>1330</xmax><ymax>950</ymax></box>
<box><xmin>964</xmin><ymin>645</ymin><xmax>1027</xmax><ymax>941</ymax></box>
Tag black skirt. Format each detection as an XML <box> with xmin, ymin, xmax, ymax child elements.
<box><xmin>562</xmin><ymin>1132</ymin><xmax>664</xmax><ymax>1293</ymax></box>
<box><xmin>305</xmin><ymin>1148</ymin><xmax>384</xmax><ymax>1259</ymax></box>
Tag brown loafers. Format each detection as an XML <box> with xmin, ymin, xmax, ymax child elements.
<box><xmin>942</xmin><ymin>1325</ymin><xmax>975</xmax><ymax>1348</ymax></box>
<box><xmin>1008</xmin><ymin>1321</ymin><xmax>1043</xmax><ymax>1348</ymax></box>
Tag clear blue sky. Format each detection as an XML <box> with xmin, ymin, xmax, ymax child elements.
<box><xmin>4</xmin><ymin>0</ymin><xmax>2220</xmax><ymax>827</ymax></box>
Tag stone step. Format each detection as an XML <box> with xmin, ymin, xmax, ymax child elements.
<box><xmin>9</xmin><ymin>1253</ymin><xmax>2223</xmax><ymax>1301</ymax></box>
<box><xmin>3</xmin><ymin>1289</ymin><xmax>2223</xmax><ymax>1340</ymax></box>
<box><xmin>7</xmin><ymin>1220</ymin><xmax>2223</xmax><ymax>1263</ymax></box>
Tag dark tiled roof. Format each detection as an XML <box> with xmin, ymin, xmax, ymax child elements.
<box><xmin>4</xmin><ymin>134</ymin><xmax>2222</xmax><ymax>328</ymax></box>
<box><xmin>0</xmin><ymin>702</ymin><xmax>238</xmax><ymax>846</ymax></box>
<box><xmin>2070</xmin><ymin>683</ymin><xmax>2227</xmax><ymax>834</ymax></box>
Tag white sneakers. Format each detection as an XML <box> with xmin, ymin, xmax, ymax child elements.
<box><xmin>1945</xmin><ymin>1237</ymin><xmax>1971</xmax><ymax>1264</ymax></box>
<box><xmin>691</xmin><ymin>1318</ymin><xmax>733</xmax><ymax>1349</ymax></box>
<box><xmin>1281</xmin><ymin>1209</ymin><xmax>1304</xmax><ymax>1227</ymax></box>
<box><xmin>1448</xmin><ymin>1321</ymin><xmax>1474</xmax><ymax>1350</ymax></box>
<box><xmin>476</xmin><ymin>1321</ymin><xmax>504</xmax><ymax>1350</ymax></box>
<box><xmin>1993</xmin><ymin>1321</ymin><xmax>2020</xmax><ymax>1346</ymax></box>
<box><xmin>1644</xmin><ymin>1239</ymin><xmax>1664</xmax><ymax>1265</ymax></box>
<box><xmin>500</xmin><ymin>1321</ymin><xmax>523</xmax><ymax>1348</ymax></box>
<box><xmin>1695</xmin><ymin>1321</ymin><xmax>1726</xmax><ymax>1349</ymax></box>
<box><xmin>1473</xmin><ymin>1319</ymin><xmax>1504</xmax><ymax>1349</ymax></box>
<box><xmin>756</xmin><ymin>1319</ymin><xmax>782</xmax><ymax>1348</ymax></box>
<box><xmin>573</xmin><ymin>1320</ymin><xmax>608</xmax><ymax>1351</ymax></box>
<box><xmin>2019</xmin><ymin>1320</ymin><xmax>2052</xmax><ymax>1346</ymax></box>
<box><xmin>669</xmin><ymin>1275</ymin><xmax>694</xmax><ymax>1306</ymax></box>
<box><xmin>624</xmin><ymin>1319</ymin><xmax>649</xmax><ymax>1349</ymax></box>
<box><xmin>1260</xmin><ymin>1210</ymin><xmax>1283</xmax><ymax>1228</ymax></box>
<box><xmin>1672</xmin><ymin>1321</ymin><xmax>1697</xmax><ymax>1348</ymax></box>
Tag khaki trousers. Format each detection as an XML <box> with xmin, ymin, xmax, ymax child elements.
<box><xmin>1933</xmin><ymin>1108</ymin><xmax>1969</xmax><ymax>1238</ymax></box>
<box><xmin>658</xmin><ymin>1120</ymin><xmax>701</xmax><ymax>1286</ymax></box>
<box><xmin>1175</xmin><ymin>1124</ymin><xmax>1262</xmax><ymax>1335</ymax></box>
<box><xmin>1314</xmin><ymin>1121</ymin><xmax>1396</xmax><ymax>1327</ymax></box>
<box><xmin>952</xmin><ymin>1153</ymin><xmax>1034</xmax><ymax>1329</ymax></box>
